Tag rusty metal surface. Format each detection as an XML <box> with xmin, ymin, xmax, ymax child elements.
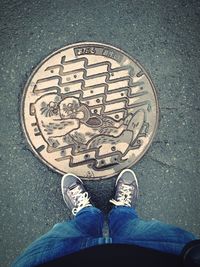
<box><xmin>21</xmin><ymin>42</ymin><xmax>159</xmax><ymax>179</ymax></box>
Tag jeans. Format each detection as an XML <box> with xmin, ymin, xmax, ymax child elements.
<box><xmin>12</xmin><ymin>206</ymin><xmax>196</xmax><ymax>267</ymax></box>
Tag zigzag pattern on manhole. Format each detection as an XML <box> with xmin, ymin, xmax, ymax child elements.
<box><xmin>21</xmin><ymin>42</ymin><xmax>159</xmax><ymax>179</ymax></box>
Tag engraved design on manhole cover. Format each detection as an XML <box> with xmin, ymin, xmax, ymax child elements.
<box><xmin>21</xmin><ymin>42</ymin><xmax>159</xmax><ymax>179</ymax></box>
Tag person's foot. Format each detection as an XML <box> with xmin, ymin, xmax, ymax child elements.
<box><xmin>110</xmin><ymin>169</ymin><xmax>139</xmax><ymax>207</ymax></box>
<box><xmin>61</xmin><ymin>173</ymin><xmax>92</xmax><ymax>216</ymax></box>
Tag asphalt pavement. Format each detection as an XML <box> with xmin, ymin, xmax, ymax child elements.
<box><xmin>0</xmin><ymin>0</ymin><xmax>199</xmax><ymax>266</ymax></box>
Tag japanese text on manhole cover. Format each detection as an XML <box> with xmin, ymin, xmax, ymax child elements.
<box><xmin>21</xmin><ymin>42</ymin><xmax>159</xmax><ymax>179</ymax></box>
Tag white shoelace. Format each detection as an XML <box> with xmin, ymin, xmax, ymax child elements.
<box><xmin>110</xmin><ymin>184</ymin><xmax>132</xmax><ymax>207</ymax></box>
<box><xmin>70</xmin><ymin>186</ymin><xmax>92</xmax><ymax>216</ymax></box>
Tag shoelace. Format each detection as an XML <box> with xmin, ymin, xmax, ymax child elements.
<box><xmin>70</xmin><ymin>186</ymin><xmax>92</xmax><ymax>216</ymax></box>
<box><xmin>110</xmin><ymin>184</ymin><xmax>132</xmax><ymax>207</ymax></box>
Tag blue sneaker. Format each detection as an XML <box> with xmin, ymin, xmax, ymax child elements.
<box><xmin>110</xmin><ymin>169</ymin><xmax>139</xmax><ymax>207</ymax></box>
<box><xmin>61</xmin><ymin>173</ymin><xmax>92</xmax><ymax>216</ymax></box>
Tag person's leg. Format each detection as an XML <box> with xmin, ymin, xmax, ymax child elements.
<box><xmin>108</xmin><ymin>169</ymin><xmax>196</xmax><ymax>255</ymax></box>
<box><xmin>12</xmin><ymin>174</ymin><xmax>104</xmax><ymax>267</ymax></box>
<box><xmin>109</xmin><ymin>206</ymin><xmax>196</xmax><ymax>255</ymax></box>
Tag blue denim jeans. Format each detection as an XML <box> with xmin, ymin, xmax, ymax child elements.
<box><xmin>12</xmin><ymin>206</ymin><xmax>196</xmax><ymax>267</ymax></box>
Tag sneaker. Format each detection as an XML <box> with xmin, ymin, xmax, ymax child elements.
<box><xmin>61</xmin><ymin>173</ymin><xmax>92</xmax><ymax>216</ymax></box>
<box><xmin>110</xmin><ymin>169</ymin><xmax>139</xmax><ymax>207</ymax></box>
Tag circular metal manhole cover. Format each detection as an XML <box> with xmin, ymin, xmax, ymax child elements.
<box><xmin>21</xmin><ymin>42</ymin><xmax>159</xmax><ymax>180</ymax></box>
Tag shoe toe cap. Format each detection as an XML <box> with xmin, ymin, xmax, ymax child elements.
<box><xmin>120</xmin><ymin>170</ymin><xmax>137</xmax><ymax>185</ymax></box>
<box><xmin>62</xmin><ymin>174</ymin><xmax>81</xmax><ymax>189</ymax></box>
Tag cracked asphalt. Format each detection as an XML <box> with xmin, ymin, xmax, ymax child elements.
<box><xmin>0</xmin><ymin>0</ymin><xmax>200</xmax><ymax>266</ymax></box>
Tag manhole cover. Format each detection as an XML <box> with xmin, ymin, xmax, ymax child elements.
<box><xmin>21</xmin><ymin>42</ymin><xmax>159</xmax><ymax>179</ymax></box>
